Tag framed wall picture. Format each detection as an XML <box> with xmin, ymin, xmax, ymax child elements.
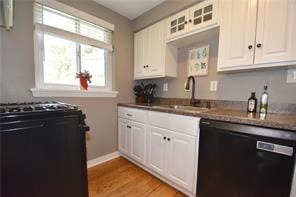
<box><xmin>188</xmin><ymin>45</ymin><xmax>209</xmax><ymax>76</ymax></box>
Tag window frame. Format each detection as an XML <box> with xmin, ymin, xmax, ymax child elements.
<box><xmin>31</xmin><ymin>0</ymin><xmax>118</xmax><ymax>97</ymax></box>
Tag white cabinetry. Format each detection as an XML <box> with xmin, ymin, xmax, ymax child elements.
<box><xmin>147</xmin><ymin>111</ymin><xmax>199</xmax><ymax>193</ymax></box>
<box><xmin>218</xmin><ymin>0</ymin><xmax>296</xmax><ymax>71</ymax></box>
<box><xmin>254</xmin><ymin>0</ymin><xmax>296</xmax><ymax>65</ymax></box>
<box><xmin>118</xmin><ymin>107</ymin><xmax>146</xmax><ymax>165</ymax></box>
<box><xmin>134</xmin><ymin>20</ymin><xmax>177</xmax><ymax>80</ymax></box>
<box><xmin>147</xmin><ymin>126</ymin><xmax>197</xmax><ymax>191</ymax></box>
<box><xmin>167</xmin><ymin>0</ymin><xmax>219</xmax><ymax>41</ymax></box>
<box><xmin>146</xmin><ymin>126</ymin><xmax>167</xmax><ymax>176</ymax></box>
<box><xmin>118</xmin><ymin>118</ymin><xmax>130</xmax><ymax>155</ymax></box>
<box><xmin>118</xmin><ymin>107</ymin><xmax>200</xmax><ymax>196</ymax></box>
<box><xmin>167</xmin><ymin>131</ymin><xmax>196</xmax><ymax>191</ymax></box>
<box><xmin>130</xmin><ymin>121</ymin><xmax>146</xmax><ymax>164</ymax></box>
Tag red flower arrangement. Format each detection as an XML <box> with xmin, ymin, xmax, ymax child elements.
<box><xmin>76</xmin><ymin>70</ymin><xmax>92</xmax><ymax>90</ymax></box>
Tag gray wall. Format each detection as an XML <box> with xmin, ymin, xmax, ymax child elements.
<box><xmin>0</xmin><ymin>0</ymin><xmax>134</xmax><ymax>160</ymax></box>
<box><xmin>133</xmin><ymin>2</ymin><xmax>296</xmax><ymax>104</ymax></box>
<box><xmin>133</xmin><ymin>0</ymin><xmax>200</xmax><ymax>32</ymax></box>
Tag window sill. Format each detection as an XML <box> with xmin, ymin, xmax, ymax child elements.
<box><xmin>30</xmin><ymin>88</ymin><xmax>119</xmax><ymax>98</ymax></box>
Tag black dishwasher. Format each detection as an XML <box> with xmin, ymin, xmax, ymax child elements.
<box><xmin>197</xmin><ymin>119</ymin><xmax>296</xmax><ymax>197</ymax></box>
<box><xmin>0</xmin><ymin>102</ymin><xmax>89</xmax><ymax>197</ymax></box>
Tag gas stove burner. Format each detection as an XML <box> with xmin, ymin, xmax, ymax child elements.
<box><xmin>57</xmin><ymin>105</ymin><xmax>68</xmax><ymax>109</ymax></box>
<box><xmin>8</xmin><ymin>108</ymin><xmax>21</xmax><ymax>113</ymax></box>
<box><xmin>23</xmin><ymin>106</ymin><xmax>34</xmax><ymax>112</ymax></box>
<box><xmin>0</xmin><ymin>102</ymin><xmax>77</xmax><ymax>114</ymax></box>
<box><xmin>34</xmin><ymin>106</ymin><xmax>46</xmax><ymax>111</ymax></box>
<box><xmin>46</xmin><ymin>105</ymin><xmax>57</xmax><ymax>110</ymax></box>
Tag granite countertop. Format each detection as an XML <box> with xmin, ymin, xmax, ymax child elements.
<box><xmin>118</xmin><ymin>103</ymin><xmax>296</xmax><ymax>131</ymax></box>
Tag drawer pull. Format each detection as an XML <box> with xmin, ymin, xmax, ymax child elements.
<box><xmin>126</xmin><ymin>114</ymin><xmax>132</xmax><ymax>117</ymax></box>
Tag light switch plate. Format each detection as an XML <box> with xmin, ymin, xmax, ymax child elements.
<box><xmin>287</xmin><ymin>69</ymin><xmax>296</xmax><ymax>83</ymax></box>
<box><xmin>210</xmin><ymin>81</ymin><xmax>218</xmax><ymax>91</ymax></box>
<box><xmin>163</xmin><ymin>83</ymin><xmax>168</xmax><ymax>92</ymax></box>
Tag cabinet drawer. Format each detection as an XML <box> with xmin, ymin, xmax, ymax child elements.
<box><xmin>118</xmin><ymin>107</ymin><xmax>147</xmax><ymax>123</ymax></box>
<box><xmin>148</xmin><ymin>111</ymin><xmax>199</xmax><ymax>136</ymax></box>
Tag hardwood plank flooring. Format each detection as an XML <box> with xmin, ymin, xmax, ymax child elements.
<box><xmin>88</xmin><ymin>157</ymin><xmax>186</xmax><ymax>197</ymax></box>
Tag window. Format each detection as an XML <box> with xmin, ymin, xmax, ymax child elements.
<box><xmin>32</xmin><ymin>0</ymin><xmax>117</xmax><ymax>97</ymax></box>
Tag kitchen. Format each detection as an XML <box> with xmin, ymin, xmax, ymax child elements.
<box><xmin>0</xmin><ymin>0</ymin><xmax>296</xmax><ymax>197</ymax></box>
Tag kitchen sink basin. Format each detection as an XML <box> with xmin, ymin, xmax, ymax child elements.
<box><xmin>152</xmin><ymin>105</ymin><xmax>209</xmax><ymax>112</ymax></box>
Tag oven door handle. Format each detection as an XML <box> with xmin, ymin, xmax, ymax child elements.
<box><xmin>79</xmin><ymin>124</ymin><xmax>90</xmax><ymax>132</ymax></box>
<box><xmin>0</xmin><ymin>123</ymin><xmax>45</xmax><ymax>133</ymax></box>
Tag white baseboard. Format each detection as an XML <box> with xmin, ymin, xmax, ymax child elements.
<box><xmin>87</xmin><ymin>151</ymin><xmax>120</xmax><ymax>168</ymax></box>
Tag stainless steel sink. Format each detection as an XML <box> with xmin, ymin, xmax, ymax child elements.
<box><xmin>152</xmin><ymin>105</ymin><xmax>209</xmax><ymax>112</ymax></box>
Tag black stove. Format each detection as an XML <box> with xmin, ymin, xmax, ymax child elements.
<box><xmin>1</xmin><ymin>101</ymin><xmax>89</xmax><ymax>197</ymax></box>
<box><xmin>0</xmin><ymin>101</ymin><xmax>78</xmax><ymax>115</ymax></box>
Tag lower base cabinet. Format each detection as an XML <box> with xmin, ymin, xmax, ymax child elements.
<box><xmin>130</xmin><ymin>121</ymin><xmax>146</xmax><ymax>164</ymax></box>
<box><xmin>146</xmin><ymin>126</ymin><xmax>167</xmax><ymax>176</ymax></box>
<box><xmin>147</xmin><ymin>126</ymin><xmax>197</xmax><ymax>192</ymax></box>
<box><xmin>118</xmin><ymin>107</ymin><xmax>199</xmax><ymax>196</ymax></box>
<box><xmin>118</xmin><ymin>118</ymin><xmax>146</xmax><ymax>165</ymax></box>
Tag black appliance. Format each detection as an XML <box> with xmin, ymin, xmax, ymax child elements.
<box><xmin>197</xmin><ymin>119</ymin><xmax>296</xmax><ymax>197</ymax></box>
<box><xmin>0</xmin><ymin>102</ymin><xmax>89</xmax><ymax>197</ymax></box>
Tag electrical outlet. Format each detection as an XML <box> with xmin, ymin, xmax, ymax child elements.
<box><xmin>210</xmin><ymin>81</ymin><xmax>218</xmax><ymax>91</ymax></box>
<box><xmin>287</xmin><ymin>69</ymin><xmax>296</xmax><ymax>83</ymax></box>
<box><xmin>163</xmin><ymin>83</ymin><xmax>168</xmax><ymax>92</ymax></box>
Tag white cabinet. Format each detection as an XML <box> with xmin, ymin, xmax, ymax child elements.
<box><xmin>118</xmin><ymin>107</ymin><xmax>200</xmax><ymax>196</ymax></box>
<box><xmin>118</xmin><ymin>118</ymin><xmax>130</xmax><ymax>155</ymax></box>
<box><xmin>218</xmin><ymin>0</ymin><xmax>296</xmax><ymax>71</ymax></box>
<box><xmin>130</xmin><ymin>122</ymin><xmax>146</xmax><ymax>164</ymax></box>
<box><xmin>254</xmin><ymin>0</ymin><xmax>296</xmax><ymax>65</ymax></box>
<box><xmin>217</xmin><ymin>0</ymin><xmax>257</xmax><ymax>69</ymax></box>
<box><xmin>134</xmin><ymin>20</ymin><xmax>177</xmax><ymax>80</ymax></box>
<box><xmin>146</xmin><ymin>111</ymin><xmax>199</xmax><ymax>193</ymax></box>
<box><xmin>146</xmin><ymin>126</ymin><xmax>167</xmax><ymax>177</ymax></box>
<box><xmin>134</xmin><ymin>30</ymin><xmax>147</xmax><ymax>78</ymax></box>
<box><xmin>167</xmin><ymin>10</ymin><xmax>189</xmax><ymax>40</ymax></box>
<box><xmin>118</xmin><ymin>107</ymin><xmax>147</xmax><ymax>165</ymax></box>
<box><xmin>167</xmin><ymin>0</ymin><xmax>219</xmax><ymax>41</ymax></box>
<box><xmin>147</xmin><ymin>125</ymin><xmax>197</xmax><ymax>192</ymax></box>
<box><xmin>167</xmin><ymin>131</ymin><xmax>196</xmax><ymax>191</ymax></box>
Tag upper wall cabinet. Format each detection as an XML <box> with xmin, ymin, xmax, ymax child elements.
<box><xmin>134</xmin><ymin>20</ymin><xmax>177</xmax><ymax>80</ymax></box>
<box><xmin>166</xmin><ymin>0</ymin><xmax>219</xmax><ymax>41</ymax></box>
<box><xmin>218</xmin><ymin>0</ymin><xmax>296</xmax><ymax>72</ymax></box>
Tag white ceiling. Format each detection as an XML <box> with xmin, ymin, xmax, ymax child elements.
<box><xmin>93</xmin><ymin>0</ymin><xmax>166</xmax><ymax>20</ymax></box>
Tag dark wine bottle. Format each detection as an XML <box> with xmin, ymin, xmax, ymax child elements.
<box><xmin>247</xmin><ymin>92</ymin><xmax>257</xmax><ymax>113</ymax></box>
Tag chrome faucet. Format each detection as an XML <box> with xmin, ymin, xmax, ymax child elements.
<box><xmin>184</xmin><ymin>76</ymin><xmax>197</xmax><ymax>106</ymax></box>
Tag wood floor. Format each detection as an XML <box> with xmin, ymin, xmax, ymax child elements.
<box><xmin>88</xmin><ymin>157</ymin><xmax>186</xmax><ymax>197</ymax></box>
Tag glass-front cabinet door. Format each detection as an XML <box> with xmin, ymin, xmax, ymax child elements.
<box><xmin>167</xmin><ymin>10</ymin><xmax>189</xmax><ymax>40</ymax></box>
<box><xmin>189</xmin><ymin>0</ymin><xmax>218</xmax><ymax>32</ymax></box>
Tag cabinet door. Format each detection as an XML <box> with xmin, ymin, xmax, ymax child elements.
<box><xmin>118</xmin><ymin>118</ymin><xmax>130</xmax><ymax>155</ymax></box>
<box><xmin>217</xmin><ymin>0</ymin><xmax>258</xmax><ymax>71</ymax></box>
<box><xmin>148</xmin><ymin>21</ymin><xmax>165</xmax><ymax>76</ymax></box>
<box><xmin>130</xmin><ymin>121</ymin><xmax>146</xmax><ymax>164</ymax></box>
<box><xmin>134</xmin><ymin>30</ymin><xmax>150</xmax><ymax>79</ymax></box>
<box><xmin>167</xmin><ymin>9</ymin><xmax>189</xmax><ymax>40</ymax></box>
<box><xmin>189</xmin><ymin>0</ymin><xmax>218</xmax><ymax>32</ymax></box>
<box><xmin>254</xmin><ymin>0</ymin><xmax>296</xmax><ymax>64</ymax></box>
<box><xmin>167</xmin><ymin>131</ymin><xmax>197</xmax><ymax>192</ymax></box>
<box><xmin>146</xmin><ymin>126</ymin><xmax>167</xmax><ymax>177</ymax></box>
